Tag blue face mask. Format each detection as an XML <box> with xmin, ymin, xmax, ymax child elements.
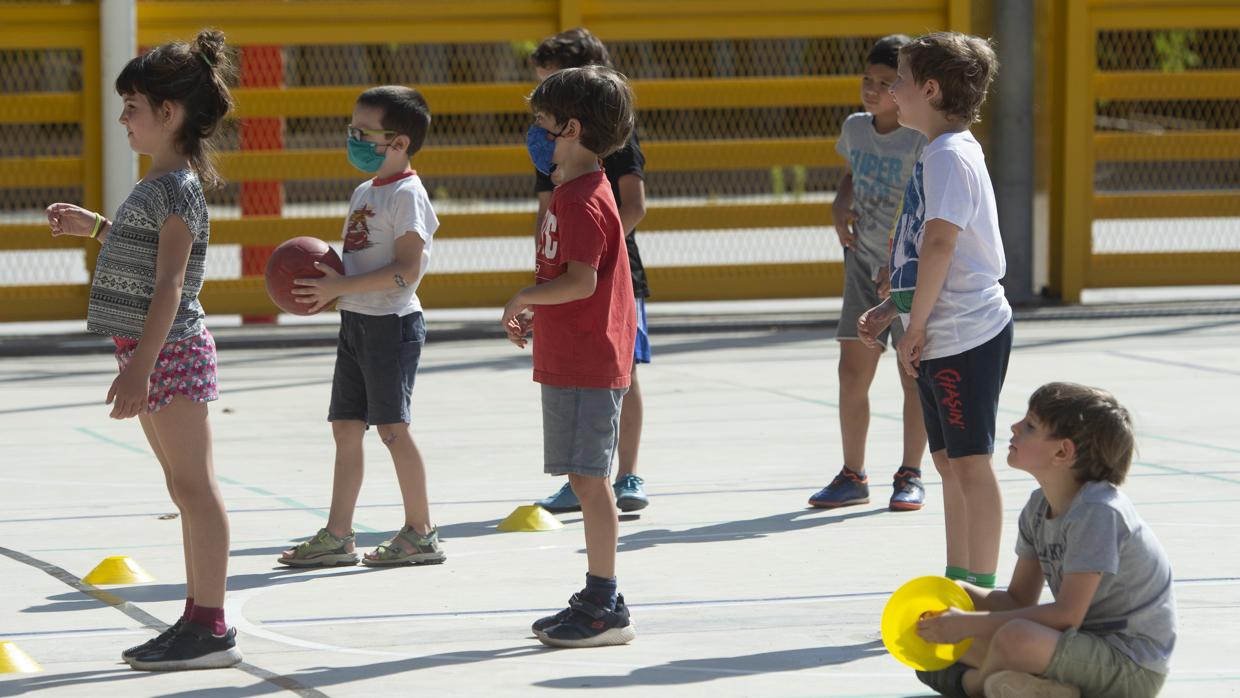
<box><xmin>347</xmin><ymin>136</ymin><xmax>388</xmax><ymax>174</ymax></box>
<box><xmin>526</xmin><ymin>124</ymin><xmax>564</xmax><ymax>175</ymax></box>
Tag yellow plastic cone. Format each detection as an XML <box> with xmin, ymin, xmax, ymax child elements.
<box><xmin>82</xmin><ymin>556</ymin><xmax>154</xmax><ymax>585</ymax></box>
<box><xmin>0</xmin><ymin>641</ymin><xmax>41</xmax><ymax>673</ymax></box>
<box><xmin>497</xmin><ymin>505</ymin><xmax>564</xmax><ymax>532</ymax></box>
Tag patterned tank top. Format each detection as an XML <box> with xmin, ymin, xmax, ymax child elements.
<box><xmin>87</xmin><ymin>169</ymin><xmax>210</xmax><ymax>341</ymax></box>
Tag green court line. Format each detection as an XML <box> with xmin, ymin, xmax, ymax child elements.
<box><xmin>73</xmin><ymin>427</ymin><xmax>379</xmax><ymax>533</ymax></box>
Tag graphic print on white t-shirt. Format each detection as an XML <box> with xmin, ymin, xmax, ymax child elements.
<box><xmin>343</xmin><ymin>205</ymin><xmax>376</xmax><ymax>252</ymax></box>
<box><xmin>889</xmin><ymin>160</ymin><xmax>925</xmax><ymax>315</ymax></box>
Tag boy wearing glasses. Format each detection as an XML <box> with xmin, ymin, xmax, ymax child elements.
<box><xmin>278</xmin><ymin>86</ymin><xmax>445</xmax><ymax>568</ymax></box>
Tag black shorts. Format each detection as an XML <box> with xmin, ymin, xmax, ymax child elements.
<box><xmin>328</xmin><ymin>310</ymin><xmax>425</xmax><ymax>426</ymax></box>
<box><xmin>916</xmin><ymin>320</ymin><xmax>1013</xmax><ymax>458</ymax></box>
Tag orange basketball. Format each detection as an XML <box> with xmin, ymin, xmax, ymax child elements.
<box><xmin>264</xmin><ymin>236</ymin><xmax>345</xmax><ymax>316</ymax></box>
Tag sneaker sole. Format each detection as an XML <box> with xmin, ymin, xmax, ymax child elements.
<box><xmin>360</xmin><ymin>553</ymin><xmax>447</xmax><ymax>567</ymax></box>
<box><xmin>537</xmin><ymin>623</ymin><xmax>636</xmax><ymax>648</ymax></box>
<box><xmin>808</xmin><ymin>497</ymin><xmax>870</xmax><ymax>509</ymax></box>
<box><xmin>889</xmin><ymin>500</ymin><xmax>924</xmax><ymax>511</ymax></box>
<box><xmin>276</xmin><ymin>553</ymin><xmax>359</xmax><ymax>568</ymax></box>
<box><xmin>616</xmin><ymin>497</ymin><xmax>648</xmax><ymax>512</ymax></box>
<box><xmin>128</xmin><ymin>647</ymin><xmax>243</xmax><ymax>671</ymax></box>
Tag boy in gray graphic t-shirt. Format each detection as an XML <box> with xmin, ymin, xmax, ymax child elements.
<box><xmin>915</xmin><ymin>383</ymin><xmax>1175</xmax><ymax>698</ymax></box>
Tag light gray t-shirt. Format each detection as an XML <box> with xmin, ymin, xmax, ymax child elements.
<box><xmin>1016</xmin><ymin>481</ymin><xmax>1177</xmax><ymax>674</ymax></box>
<box><xmin>834</xmin><ymin>112</ymin><xmax>925</xmax><ymax>274</ymax></box>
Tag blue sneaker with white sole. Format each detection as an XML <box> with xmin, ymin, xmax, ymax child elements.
<box><xmin>613</xmin><ymin>474</ymin><xmax>649</xmax><ymax>512</ymax></box>
<box><xmin>536</xmin><ymin>482</ymin><xmax>581</xmax><ymax>513</ymax></box>
<box><xmin>808</xmin><ymin>468</ymin><xmax>870</xmax><ymax>508</ymax></box>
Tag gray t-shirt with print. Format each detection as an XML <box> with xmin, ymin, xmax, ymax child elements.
<box><xmin>1015</xmin><ymin>481</ymin><xmax>1177</xmax><ymax>674</ymax></box>
<box><xmin>834</xmin><ymin>112</ymin><xmax>925</xmax><ymax>274</ymax></box>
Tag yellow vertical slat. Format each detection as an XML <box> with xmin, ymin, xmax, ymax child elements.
<box><xmin>1059</xmin><ymin>0</ymin><xmax>1093</xmax><ymax>303</ymax></box>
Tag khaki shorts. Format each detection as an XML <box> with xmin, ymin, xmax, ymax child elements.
<box><xmin>1042</xmin><ymin>628</ymin><xmax>1166</xmax><ymax>698</ymax></box>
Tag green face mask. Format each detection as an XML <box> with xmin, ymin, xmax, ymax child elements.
<box><xmin>347</xmin><ymin>136</ymin><xmax>387</xmax><ymax>173</ymax></box>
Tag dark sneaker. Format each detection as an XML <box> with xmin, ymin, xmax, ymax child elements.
<box><xmin>536</xmin><ymin>482</ymin><xmax>581</xmax><ymax>513</ymax></box>
<box><xmin>122</xmin><ymin>618</ymin><xmax>184</xmax><ymax>662</ymax></box>
<box><xmin>539</xmin><ymin>595</ymin><xmax>636</xmax><ymax>648</ymax></box>
<box><xmin>613</xmin><ymin>474</ymin><xmax>649</xmax><ymax>512</ymax></box>
<box><xmin>889</xmin><ymin>467</ymin><xmax>926</xmax><ymax>511</ymax></box>
<box><xmin>915</xmin><ymin>662</ymin><xmax>970</xmax><ymax>698</ymax></box>
<box><xmin>808</xmin><ymin>468</ymin><xmax>870</xmax><ymax>508</ymax></box>
<box><xmin>532</xmin><ymin>593</ymin><xmax>627</xmax><ymax>639</ymax></box>
<box><xmin>128</xmin><ymin>622</ymin><xmax>242</xmax><ymax>671</ymax></box>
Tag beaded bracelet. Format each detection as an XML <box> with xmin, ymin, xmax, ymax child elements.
<box><xmin>89</xmin><ymin>212</ymin><xmax>103</xmax><ymax>239</ymax></box>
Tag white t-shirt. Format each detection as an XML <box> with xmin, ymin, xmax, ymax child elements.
<box><xmin>336</xmin><ymin>170</ymin><xmax>439</xmax><ymax>317</ymax></box>
<box><xmin>889</xmin><ymin>130</ymin><xmax>1011</xmax><ymax>359</ymax></box>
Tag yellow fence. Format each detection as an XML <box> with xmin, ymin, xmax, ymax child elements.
<box><xmin>0</xmin><ymin>0</ymin><xmax>974</xmax><ymax>321</ymax></box>
<box><xmin>1056</xmin><ymin>0</ymin><xmax>1240</xmax><ymax>302</ymax></box>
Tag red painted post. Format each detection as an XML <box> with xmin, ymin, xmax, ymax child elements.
<box><xmin>239</xmin><ymin>45</ymin><xmax>284</xmax><ymax>324</ymax></box>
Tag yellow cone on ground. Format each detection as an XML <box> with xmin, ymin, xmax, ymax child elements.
<box><xmin>0</xmin><ymin>641</ymin><xmax>41</xmax><ymax>673</ymax></box>
<box><xmin>497</xmin><ymin>505</ymin><xmax>564</xmax><ymax>532</ymax></box>
<box><xmin>83</xmin><ymin>555</ymin><xmax>154</xmax><ymax>585</ymax></box>
<box><xmin>880</xmin><ymin>575</ymin><xmax>975</xmax><ymax>671</ymax></box>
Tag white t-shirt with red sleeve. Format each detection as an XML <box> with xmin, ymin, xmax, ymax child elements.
<box><xmin>336</xmin><ymin>170</ymin><xmax>439</xmax><ymax>317</ymax></box>
<box><xmin>533</xmin><ymin>170</ymin><xmax>635</xmax><ymax>389</ymax></box>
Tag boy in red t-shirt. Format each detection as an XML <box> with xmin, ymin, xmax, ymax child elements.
<box><xmin>502</xmin><ymin>65</ymin><xmax>637</xmax><ymax>648</ymax></box>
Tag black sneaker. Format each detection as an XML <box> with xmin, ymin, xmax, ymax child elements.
<box><xmin>915</xmin><ymin>662</ymin><xmax>970</xmax><ymax>698</ymax></box>
<box><xmin>538</xmin><ymin>595</ymin><xmax>636</xmax><ymax>648</ymax></box>
<box><xmin>128</xmin><ymin>622</ymin><xmax>242</xmax><ymax>671</ymax></box>
<box><xmin>121</xmin><ymin>618</ymin><xmax>184</xmax><ymax>663</ymax></box>
<box><xmin>532</xmin><ymin>593</ymin><xmax>627</xmax><ymax>639</ymax></box>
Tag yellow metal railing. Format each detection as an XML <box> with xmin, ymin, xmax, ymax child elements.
<box><xmin>1057</xmin><ymin>0</ymin><xmax>1240</xmax><ymax>301</ymax></box>
<box><xmin>1</xmin><ymin>0</ymin><xmax>976</xmax><ymax>321</ymax></box>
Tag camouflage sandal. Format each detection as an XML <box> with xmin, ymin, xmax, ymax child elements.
<box><xmin>361</xmin><ymin>525</ymin><xmax>446</xmax><ymax>567</ymax></box>
<box><xmin>278</xmin><ymin>527</ymin><xmax>358</xmax><ymax>567</ymax></box>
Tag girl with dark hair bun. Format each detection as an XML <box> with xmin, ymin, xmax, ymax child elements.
<box><xmin>44</xmin><ymin>29</ymin><xmax>241</xmax><ymax>671</ymax></box>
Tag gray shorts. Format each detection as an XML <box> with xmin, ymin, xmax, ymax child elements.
<box><xmin>1043</xmin><ymin>628</ymin><xmax>1166</xmax><ymax>698</ymax></box>
<box><xmin>542</xmin><ymin>385</ymin><xmax>626</xmax><ymax>478</ymax></box>
<box><xmin>837</xmin><ymin>249</ymin><xmax>903</xmax><ymax>348</ymax></box>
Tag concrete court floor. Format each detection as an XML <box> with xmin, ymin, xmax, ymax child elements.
<box><xmin>0</xmin><ymin>314</ymin><xmax>1238</xmax><ymax>697</ymax></box>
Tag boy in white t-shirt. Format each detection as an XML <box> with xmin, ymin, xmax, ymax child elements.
<box><xmin>278</xmin><ymin>86</ymin><xmax>445</xmax><ymax>568</ymax></box>
<box><xmin>858</xmin><ymin>33</ymin><xmax>1013</xmax><ymax>590</ymax></box>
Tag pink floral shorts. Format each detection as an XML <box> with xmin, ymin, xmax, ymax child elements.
<box><xmin>113</xmin><ymin>326</ymin><xmax>219</xmax><ymax>413</ymax></box>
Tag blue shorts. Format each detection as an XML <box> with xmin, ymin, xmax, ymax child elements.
<box><xmin>634</xmin><ymin>297</ymin><xmax>651</xmax><ymax>364</ymax></box>
<box><xmin>916</xmin><ymin>320</ymin><xmax>1012</xmax><ymax>458</ymax></box>
<box><xmin>328</xmin><ymin>310</ymin><xmax>425</xmax><ymax>426</ymax></box>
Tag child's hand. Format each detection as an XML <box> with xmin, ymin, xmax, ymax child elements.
<box><xmin>897</xmin><ymin>324</ymin><xmax>925</xmax><ymax>377</ymax></box>
<box><xmin>501</xmin><ymin>293</ymin><xmax>530</xmax><ymax>339</ymax></box>
<box><xmin>291</xmin><ymin>261</ymin><xmax>346</xmax><ymax>314</ymax></box>
<box><xmin>833</xmin><ymin>206</ymin><xmax>858</xmax><ymax>249</ymax></box>
<box><xmin>915</xmin><ymin>607</ymin><xmax>973</xmax><ymax>645</ymax></box>
<box><xmin>46</xmin><ymin>203</ymin><xmax>99</xmax><ymax>238</ymax></box>
<box><xmin>875</xmin><ymin>265</ymin><xmax>891</xmax><ymax>299</ymax></box>
<box><xmin>857</xmin><ymin>300</ymin><xmax>896</xmax><ymax>349</ymax></box>
<box><xmin>106</xmin><ymin>365</ymin><xmax>150</xmax><ymax>420</ymax></box>
<box><xmin>506</xmin><ymin>311</ymin><xmax>533</xmax><ymax>348</ymax></box>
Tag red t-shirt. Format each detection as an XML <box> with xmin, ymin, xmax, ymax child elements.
<box><xmin>533</xmin><ymin>170</ymin><xmax>635</xmax><ymax>389</ymax></box>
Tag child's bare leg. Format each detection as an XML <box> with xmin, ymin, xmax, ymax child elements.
<box><xmin>969</xmin><ymin>619</ymin><xmax>1062</xmax><ymax>694</ymax></box>
<box><xmin>950</xmin><ymin>453</ymin><xmax>1003</xmax><ymax>576</ymax></box>
<box><xmin>150</xmin><ymin>397</ymin><xmax>229</xmax><ymax>609</ymax></box>
<box><xmin>377</xmin><ymin>422</ymin><xmax>431</xmax><ymax>538</ymax></box>
<box><xmin>838</xmin><ymin>340</ymin><xmax>882</xmax><ymax>472</ymax></box>
<box><xmin>897</xmin><ymin>367</ymin><xmax>927</xmax><ymax>468</ymax></box>
<box><xmin>568</xmin><ymin>473</ymin><xmax>618</xmax><ymax>579</ymax></box>
<box><xmin>139</xmin><ymin>413</ymin><xmax>193</xmax><ymax>600</ymax></box>
<box><xmin>616</xmin><ymin>366</ymin><xmax>642</xmax><ymax>479</ymax></box>
<box><xmin>325</xmin><ymin>419</ymin><xmax>366</xmax><ymax>543</ymax></box>
<box><xmin>932</xmin><ymin>450</ymin><xmax>970</xmax><ymax>571</ymax></box>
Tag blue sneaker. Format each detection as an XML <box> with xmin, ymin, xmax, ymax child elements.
<box><xmin>808</xmin><ymin>468</ymin><xmax>870</xmax><ymax>508</ymax></box>
<box><xmin>613</xmin><ymin>474</ymin><xmax>649</xmax><ymax>512</ymax></box>
<box><xmin>889</xmin><ymin>467</ymin><xmax>925</xmax><ymax>511</ymax></box>
<box><xmin>536</xmin><ymin>482</ymin><xmax>580</xmax><ymax>513</ymax></box>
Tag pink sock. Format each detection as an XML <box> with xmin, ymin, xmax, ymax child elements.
<box><xmin>189</xmin><ymin>604</ymin><xmax>226</xmax><ymax>636</ymax></box>
<box><xmin>182</xmin><ymin>597</ymin><xmax>195</xmax><ymax>621</ymax></box>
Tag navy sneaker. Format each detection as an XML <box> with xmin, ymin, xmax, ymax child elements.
<box><xmin>915</xmin><ymin>662</ymin><xmax>971</xmax><ymax>698</ymax></box>
<box><xmin>538</xmin><ymin>595</ymin><xmax>636</xmax><ymax>648</ymax></box>
<box><xmin>122</xmin><ymin>618</ymin><xmax>184</xmax><ymax>662</ymax></box>
<box><xmin>536</xmin><ymin>482</ymin><xmax>581</xmax><ymax>513</ymax></box>
<box><xmin>128</xmin><ymin>622</ymin><xmax>242</xmax><ymax>671</ymax></box>
<box><xmin>532</xmin><ymin>593</ymin><xmax>627</xmax><ymax>639</ymax></box>
<box><xmin>889</xmin><ymin>467</ymin><xmax>926</xmax><ymax>511</ymax></box>
<box><xmin>613</xmin><ymin>474</ymin><xmax>649</xmax><ymax>512</ymax></box>
<box><xmin>808</xmin><ymin>468</ymin><xmax>870</xmax><ymax>508</ymax></box>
